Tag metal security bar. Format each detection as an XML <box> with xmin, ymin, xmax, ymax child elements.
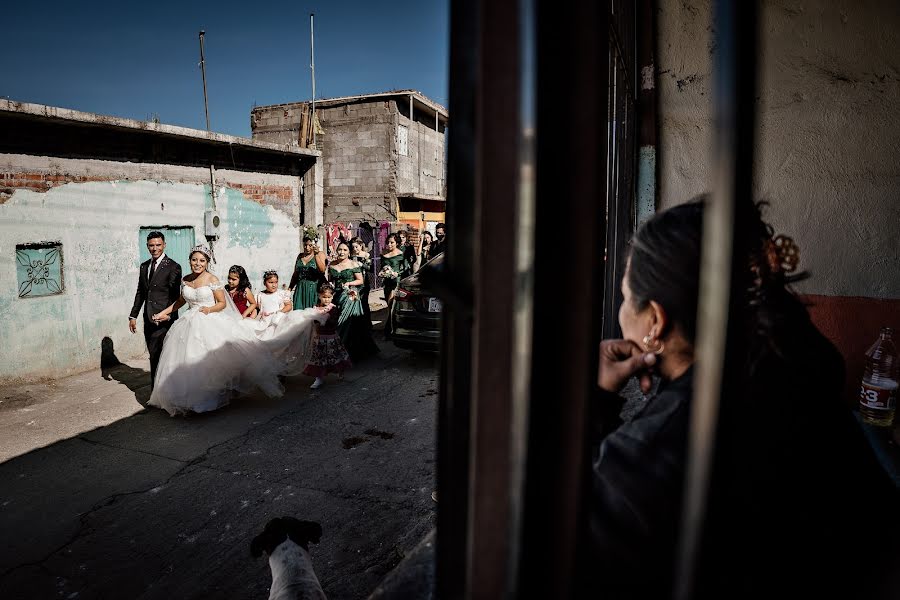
<box><xmin>675</xmin><ymin>1</ymin><xmax>759</xmax><ymax>598</ymax></box>
<box><xmin>603</xmin><ymin>0</ymin><xmax>638</xmax><ymax>340</ymax></box>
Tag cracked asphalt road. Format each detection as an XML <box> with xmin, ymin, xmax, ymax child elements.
<box><xmin>0</xmin><ymin>336</ymin><xmax>438</xmax><ymax>599</ymax></box>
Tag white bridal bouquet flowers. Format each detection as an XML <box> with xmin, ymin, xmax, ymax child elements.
<box><xmin>379</xmin><ymin>265</ymin><xmax>400</xmax><ymax>280</ymax></box>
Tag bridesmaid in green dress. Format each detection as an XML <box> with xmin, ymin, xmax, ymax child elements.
<box><xmin>350</xmin><ymin>237</ymin><xmax>374</xmax><ymax>325</ymax></box>
<box><xmin>288</xmin><ymin>236</ymin><xmax>327</xmax><ymax>310</ymax></box>
<box><xmin>329</xmin><ymin>242</ymin><xmax>379</xmax><ymax>361</ymax></box>
<box><xmin>380</xmin><ymin>233</ymin><xmax>408</xmax><ymax>339</ymax></box>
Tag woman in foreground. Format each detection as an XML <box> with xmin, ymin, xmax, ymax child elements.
<box><xmin>592</xmin><ymin>200</ymin><xmax>896</xmax><ymax>599</ymax></box>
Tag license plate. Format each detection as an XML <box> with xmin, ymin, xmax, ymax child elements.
<box><xmin>428</xmin><ymin>297</ymin><xmax>442</xmax><ymax>313</ymax></box>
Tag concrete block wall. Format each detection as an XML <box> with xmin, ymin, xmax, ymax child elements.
<box><xmin>250</xmin><ymin>105</ymin><xmax>305</xmax><ymax>146</ymax></box>
<box><xmin>396</xmin><ymin>114</ymin><xmax>445</xmax><ymax>198</ymax></box>
<box><xmin>252</xmin><ymin>98</ymin><xmax>448</xmax><ymax>225</ymax></box>
<box><xmin>318</xmin><ymin>102</ymin><xmax>397</xmax><ymax>223</ymax></box>
<box><xmin>0</xmin><ymin>154</ymin><xmax>307</xmax><ymax>382</ymax></box>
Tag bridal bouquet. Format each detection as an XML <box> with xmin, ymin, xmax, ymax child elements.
<box><xmin>379</xmin><ymin>265</ymin><xmax>400</xmax><ymax>280</ymax></box>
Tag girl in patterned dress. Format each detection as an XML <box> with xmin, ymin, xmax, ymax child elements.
<box><xmin>303</xmin><ymin>282</ymin><xmax>352</xmax><ymax>389</ymax></box>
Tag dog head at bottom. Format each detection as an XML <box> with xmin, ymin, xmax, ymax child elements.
<box><xmin>250</xmin><ymin>517</ymin><xmax>323</xmax><ymax>557</ymax></box>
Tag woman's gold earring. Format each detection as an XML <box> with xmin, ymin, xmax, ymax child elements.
<box><xmin>642</xmin><ymin>334</ymin><xmax>665</xmax><ymax>355</ymax></box>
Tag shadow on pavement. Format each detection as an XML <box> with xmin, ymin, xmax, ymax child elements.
<box><xmin>0</xmin><ymin>334</ymin><xmax>437</xmax><ymax>600</ymax></box>
<box><xmin>100</xmin><ymin>336</ymin><xmax>152</xmax><ymax>406</ymax></box>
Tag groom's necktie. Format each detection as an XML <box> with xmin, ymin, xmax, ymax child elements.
<box><xmin>148</xmin><ymin>258</ymin><xmax>157</xmax><ymax>283</ymax></box>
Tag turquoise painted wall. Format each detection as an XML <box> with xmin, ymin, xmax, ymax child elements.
<box><xmin>0</xmin><ymin>175</ymin><xmax>302</xmax><ymax>382</ymax></box>
<box><xmin>223</xmin><ymin>187</ymin><xmax>274</xmax><ymax>249</ymax></box>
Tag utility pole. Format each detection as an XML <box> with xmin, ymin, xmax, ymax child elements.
<box><xmin>198</xmin><ymin>30</ymin><xmax>217</xmax><ymax>253</ymax></box>
<box><xmin>310</xmin><ymin>13</ymin><xmax>317</xmax><ymax>149</ymax></box>
<box><xmin>199</xmin><ymin>31</ymin><xmax>211</xmax><ymax>131</ymax></box>
<box><xmin>198</xmin><ymin>30</ymin><xmax>216</xmax><ymax>213</ymax></box>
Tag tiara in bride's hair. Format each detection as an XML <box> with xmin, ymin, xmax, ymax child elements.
<box><xmin>190</xmin><ymin>244</ymin><xmax>212</xmax><ymax>260</ymax></box>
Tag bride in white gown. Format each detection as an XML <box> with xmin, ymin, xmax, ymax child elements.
<box><xmin>147</xmin><ymin>245</ymin><xmax>325</xmax><ymax>416</ymax></box>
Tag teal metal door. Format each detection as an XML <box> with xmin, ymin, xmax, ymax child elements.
<box><xmin>138</xmin><ymin>226</ymin><xmax>195</xmax><ymax>282</ymax></box>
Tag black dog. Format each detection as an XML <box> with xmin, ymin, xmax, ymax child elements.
<box><xmin>251</xmin><ymin>517</ymin><xmax>326</xmax><ymax>600</ymax></box>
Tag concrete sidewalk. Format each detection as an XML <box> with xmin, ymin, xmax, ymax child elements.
<box><xmin>0</xmin><ymin>324</ymin><xmax>437</xmax><ymax>599</ymax></box>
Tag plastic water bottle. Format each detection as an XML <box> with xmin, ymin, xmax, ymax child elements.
<box><xmin>859</xmin><ymin>327</ymin><xmax>898</xmax><ymax>427</ymax></box>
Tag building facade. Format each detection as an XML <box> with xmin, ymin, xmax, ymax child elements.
<box><xmin>250</xmin><ymin>90</ymin><xmax>448</xmax><ymax>236</ymax></box>
<box><xmin>0</xmin><ymin>100</ymin><xmax>320</xmax><ymax>382</ymax></box>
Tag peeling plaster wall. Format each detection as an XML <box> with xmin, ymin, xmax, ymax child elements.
<box><xmin>0</xmin><ymin>154</ymin><xmax>304</xmax><ymax>382</ymax></box>
<box><xmin>657</xmin><ymin>0</ymin><xmax>900</xmax><ymax>298</ymax></box>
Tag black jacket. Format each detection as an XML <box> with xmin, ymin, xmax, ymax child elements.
<box><xmin>589</xmin><ymin>319</ymin><xmax>897</xmax><ymax>599</ymax></box>
<box><xmin>130</xmin><ymin>256</ymin><xmax>182</xmax><ymax>323</ymax></box>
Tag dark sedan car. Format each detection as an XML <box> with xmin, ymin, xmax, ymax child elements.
<box><xmin>389</xmin><ymin>253</ymin><xmax>443</xmax><ymax>352</ymax></box>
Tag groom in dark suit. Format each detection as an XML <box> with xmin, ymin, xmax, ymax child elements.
<box><xmin>129</xmin><ymin>231</ymin><xmax>182</xmax><ymax>389</ymax></box>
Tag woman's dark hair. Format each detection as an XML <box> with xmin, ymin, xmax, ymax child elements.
<box><xmin>349</xmin><ymin>237</ymin><xmax>366</xmax><ymax>252</ymax></box>
<box><xmin>387</xmin><ymin>233</ymin><xmax>402</xmax><ymax>246</ymax></box>
<box><xmin>421</xmin><ymin>231</ymin><xmax>434</xmax><ymax>244</ymax></box>
<box><xmin>227</xmin><ymin>265</ymin><xmax>252</xmax><ymax>292</ymax></box>
<box><xmin>626</xmin><ymin>202</ymin><xmax>704</xmax><ymax>344</ymax></box>
<box><xmin>263</xmin><ymin>270</ymin><xmax>279</xmax><ymax>282</ymax></box>
<box><xmin>336</xmin><ymin>241</ymin><xmax>350</xmax><ymax>253</ymax></box>
<box><xmin>303</xmin><ymin>236</ymin><xmax>315</xmax><ymax>244</ymax></box>
<box><xmin>626</xmin><ymin>198</ymin><xmax>807</xmax><ymax>355</ymax></box>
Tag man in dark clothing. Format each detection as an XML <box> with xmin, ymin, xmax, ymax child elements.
<box><xmin>129</xmin><ymin>231</ymin><xmax>182</xmax><ymax>389</ymax></box>
<box><xmin>430</xmin><ymin>222</ymin><xmax>446</xmax><ymax>257</ymax></box>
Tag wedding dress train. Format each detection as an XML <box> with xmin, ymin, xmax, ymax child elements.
<box><xmin>148</xmin><ymin>284</ymin><xmax>325</xmax><ymax>416</ymax></box>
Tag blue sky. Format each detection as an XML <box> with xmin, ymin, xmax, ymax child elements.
<box><xmin>1</xmin><ymin>0</ymin><xmax>449</xmax><ymax>137</ymax></box>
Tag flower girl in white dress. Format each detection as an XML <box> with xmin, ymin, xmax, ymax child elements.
<box><xmin>245</xmin><ymin>270</ymin><xmax>328</xmax><ymax>375</ymax></box>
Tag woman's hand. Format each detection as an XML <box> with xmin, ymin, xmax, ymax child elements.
<box><xmin>199</xmin><ymin>306</ymin><xmax>211</xmax><ymax>315</ymax></box>
<box><xmin>597</xmin><ymin>339</ymin><xmax>657</xmax><ymax>394</ymax></box>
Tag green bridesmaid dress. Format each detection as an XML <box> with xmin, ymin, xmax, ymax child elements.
<box><xmin>380</xmin><ymin>253</ymin><xmax>407</xmax><ymax>298</ymax></box>
<box><xmin>292</xmin><ymin>254</ymin><xmax>324</xmax><ymax>310</ymax></box>
<box><xmin>380</xmin><ymin>253</ymin><xmax>407</xmax><ymax>339</ymax></box>
<box><xmin>329</xmin><ymin>265</ymin><xmax>379</xmax><ymax>361</ymax></box>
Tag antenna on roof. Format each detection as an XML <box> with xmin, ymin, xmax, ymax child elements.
<box><xmin>310</xmin><ymin>13</ymin><xmax>317</xmax><ymax>149</ymax></box>
<box><xmin>198</xmin><ymin>30</ymin><xmax>218</xmax><ymax>228</ymax></box>
<box><xmin>199</xmin><ymin>31</ymin><xmax>211</xmax><ymax>131</ymax></box>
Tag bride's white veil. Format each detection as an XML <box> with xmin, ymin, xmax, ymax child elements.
<box><xmin>221</xmin><ymin>284</ymin><xmax>245</xmax><ymax>321</ymax></box>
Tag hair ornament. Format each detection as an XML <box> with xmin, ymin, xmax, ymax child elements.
<box><xmin>262</xmin><ymin>269</ymin><xmax>279</xmax><ymax>279</ymax></box>
<box><xmin>303</xmin><ymin>226</ymin><xmax>321</xmax><ymax>242</ymax></box>
<box><xmin>190</xmin><ymin>243</ymin><xmax>212</xmax><ymax>260</ymax></box>
<box><xmin>764</xmin><ymin>235</ymin><xmax>800</xmax><ymax>274</ymax></box>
